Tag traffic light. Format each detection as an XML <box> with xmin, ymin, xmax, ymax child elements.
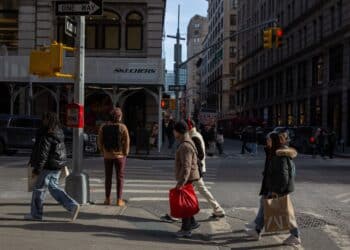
<box><xmin>29</xmin><ymin>41</ymin><xmax>75</xmax><ymax>78</ymax></box>
<box><xmin>274</xmin><ymin>27</ymin><xmax>283</xmax><ymax>48</ymax></box>
<box><xmin>161</xmin><ymin>99</ymin><xmax>169</xmax><ymax>109</ymax></box>
<box><xmin>263</xmin><ymin>28</ymin><xmax>273</xmax><ymax>49</ymax></box>
<box><xmin>169</xmin><ymin>99</ymin><xmax>176</xmax><ymax>110</ymax></box>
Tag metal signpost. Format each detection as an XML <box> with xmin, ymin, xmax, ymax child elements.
<box><xmin>55</xmin><ymin>0</ymin><xmax>103</xmax><ymax>205</ymax></box>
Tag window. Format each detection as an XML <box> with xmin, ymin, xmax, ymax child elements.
<box><xmin>10</xmin><ymin>118</ymin><xmax>33</xmax><ymax>128</ymax></box>
<box><xmin>230</xmin><ymin>14</ymin><xmax>236</xmax><ymax>26</ymax></box>
<box><xmin>313</xmin><ymin>19</ymin><xmax>317</xmax><ymax>42</ymax></box>
<box><xmin>0</xmin><ymin>0</ymin><xmax>18</xmax><ymax>51</ymax></box>
<box><xmin>231</xmin><ymin>0</ymin><xmax>237</xmax><ymax>8</ymax></box>
<box><xmin>230</xmin><ymin>30</ymin><xmax>236</xmax><ymax>41</ymax></box>
<box><xmin>194</xmin><ymin>23</ymin><xmax>200</xmax><ymax>28</ymax></box>
<box><xmin>329</xmin><ymin>45</ymin><xmax>343</xmax><ymax>81</ymax></box>
<box><xmin>83</xmin><ymin>10</ymin><xmax>121</xmax><ymax>49</ymax></box>
<box><xmin>319</xmin><ymin>16</ymin><xmax>323</xmax><ymax>40</ymax></box>
<box><xmin>297</xmin><ymin>61</ymin><xmax>307</xmax><ymax>90</ymax></box>
<box><xmin>337</xmin><ymin>0</ymin><xmax>342</xmax><ymax>27</ymax></box>
<box><xmin>230</xmin><ymin>47</ymin><xmax>237</xmax><ymax>57</ymax></box>
<box><xmin>330</xmin><ymin>7</ymin><xmax>335</xmax><ymax>32</ymax></box>
<box><xmin>126</xmin><ymin>12</ymin><xmax>143</xmax><ymax>50</ymax></box>
<box><xmin>230</xmin><ymin>63</ymin><xmax>235</xmax><ymax>74</ymax></box>
<box><xmin>312</xmin><ymin>55</ymin><xmax>324</xmax><ymax>85</ymax></box>
<box><xmin>286</xmin><ymin>67</ymin><xmax>294</xmax><ymax>94</ymax></box>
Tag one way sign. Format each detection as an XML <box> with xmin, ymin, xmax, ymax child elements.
<box><xmin>55</xmin><ymin>0</ymin><xmax>103</xmax><ymax>16</ymax></box>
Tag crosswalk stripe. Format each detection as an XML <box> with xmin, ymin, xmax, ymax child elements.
<box><xmin>341</xmin><ymin>198</ymin><xmax>350</xmax><ymax>203</ymax></box>
<box><xmin>89</xmin><ymin>183</ymin><xmax>212</xmax><ymax>188</ymax></box>
<box><xmin>91</xmin><ymin>179</ymin><xmax>215</xmax><ymax>185</ymax></box>
<box><xmin>335</xmin><ymin>193</ymin><xmax>350</xmax><ymax>199</ymax></box>
<box><xmin>91</xmin><ymin>189</ymin><xmax>169</xmax><ymax>193</ymax></box>
<box><xmin>129</xmin><ymin>197</ymin><xmax>208</xmax><ymax>202</ymax></box>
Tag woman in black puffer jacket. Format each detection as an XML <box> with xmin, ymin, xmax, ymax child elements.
<box><xmin>25</xmin><ymin>112</ymin><xmax>80</xmax><ymax>222</ymax></box>
<box><xmin>246</xmin><ymin>132</ymin><xmax>301</xmax><ymax>246</ymax></box>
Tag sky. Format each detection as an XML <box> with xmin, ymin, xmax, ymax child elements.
<box><xmin>164</xmin><ymin>0</ymin><xmax>208</xmax><ymax>71</ymax></box>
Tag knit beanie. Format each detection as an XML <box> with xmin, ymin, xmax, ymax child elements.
<box><xmin>174</xmin><ymin>120</ymin><xmax>188</xmax><ymax>134</ymax></box>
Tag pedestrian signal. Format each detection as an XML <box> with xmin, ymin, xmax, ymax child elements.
<box><xmin>29</xmin><ymin>41</ymin><xmax>75</xmax><ymax>78</ymax></box>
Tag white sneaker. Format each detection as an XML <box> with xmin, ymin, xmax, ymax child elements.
<box><xmin>212</xmin><ymin>208</ymin><xmax>225</xmax><ymax>218</ymax></box>
<box><xmin>24</xmin><ymin>214</ymin><xmax>42</xmax><ymax>221</ymax></box>
<box><xmin>70</xmin><ymin>204</ymin><xmax>80</xmax><ymax>221</ymax></box>
<box><xmin>245</xmin><ymin>221</ymin><xmax>256</xmax><ymax>230</ymax></box>
<box><xmin>283</xmin><ymin>235</ymin><xmax>302</xmax><ymax>246</ymax></box>
<box><xmin>245</xmin><ymin>229</ymin><xmax>261</xmax><ymax>241</ymax></box>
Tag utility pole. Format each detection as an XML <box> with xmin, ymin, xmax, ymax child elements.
<box><xmin>167</xmin><ymin>5</ymin><xmax>185</xmax><ymax>121</ymax></box>
<box><xmin>65</xmin><ymin>16</ymin><xmax>90</xmax><ymax>205</ymax></box>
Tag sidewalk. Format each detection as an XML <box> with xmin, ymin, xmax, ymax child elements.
<box><xmin>0</xmin><ymin>202</ymin><xmax>289</xmax><ymax>250</ymax></box>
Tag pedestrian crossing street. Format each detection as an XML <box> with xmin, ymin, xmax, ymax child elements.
<box><xmin>87</xmin><ymin>160</ymin><xmax>219</xmax><ymax>204</ymax></box>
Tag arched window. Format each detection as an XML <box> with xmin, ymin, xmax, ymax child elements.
<box><xmin>126</xmin><ymin>12</ymin><xmax>143</xmax><ymax>50</ymax></box>
<box><xmin>86</xmin><ymin>10</ymin><xmax>121</xmax><ymax>49</ymax></box>
<box><xmin>0</xmin><ymin>0</ymin><xmax>18</xmax><ymax>51</ymax></box>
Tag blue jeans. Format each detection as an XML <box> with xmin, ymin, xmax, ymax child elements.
<box><xmin>31</xmin><ymin>169</ymin><xmax>78</xmax><ymax>219</ymax></box>
<box><xmin>254</xmin><ymin>196</ymin><xmax>300</xmax><ymax>238</ymax></box>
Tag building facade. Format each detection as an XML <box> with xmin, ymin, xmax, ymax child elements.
<box><xmin>0</xmin><ymin>0</ymin><xmax>166</xmax><ymax>139</ymax></box>
<box><xmin>235</xmin><ymin>0</ymin><xmax>350</xmax><ymax>144</ymax></box>
<box><xmin>200</xmin><ymin>0</ymin><xmax>238</xmax><ymax>118</ymax></box>
<box><xmin>186</xmin><ymin>15</ymin><xmax>208</xmax><ymax>118</ymax></box>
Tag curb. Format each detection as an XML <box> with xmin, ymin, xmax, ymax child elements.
<box><xmin>333</xmin><ymin>153</ymin><xmax>350</xmax><ymax>159</ymax></box>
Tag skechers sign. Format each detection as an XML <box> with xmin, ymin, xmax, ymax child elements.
<box><xmin>114</xmin><ymin>68</ymin><xmax>156</xmax><ymax>74</ymax></box>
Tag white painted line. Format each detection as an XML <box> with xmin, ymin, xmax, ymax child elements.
<box><xmin>129</xmin><ymin>197</ymin><xmax>208</xmax><ymax>203</ymax></box>
<box><xmin>341</xmin><ymin>198</ymin><xmax>350</xmax><ymax>203</ymax></box>
<box><xmin>91</xmin><ymin>189</ymin><xmax>169</xmax><ymax>193</ymax></box>
<box><xmin>89</xmin><ymin>183</ymin><xmax>212</xmax><ymax>188</ymax></box>
<box><xmin>323</xmin><ymin>225</ymin><xmax>350</xmax><ymax>250</ymax></box>
<box><xmin>335</xmin><ymin>193</ymin><xmax>350</xmax><ymax>199</ymax></box>
<box><xmin>124</xmin><ymin>179</ymin><xmax>215</xmax><ymax>185</ymax></box>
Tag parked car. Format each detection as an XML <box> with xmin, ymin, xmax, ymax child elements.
<box><xmin>0</xmin><ymin>114</ymin><xmax>86</xmax><ymax>156</ymax></box>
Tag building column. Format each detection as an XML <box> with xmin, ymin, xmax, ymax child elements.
<box><xmin>341</xmin><ymin>87</ymin><xmax>348</xmax><ymax>144</ymax></box>
<box><xmin>322</xmin><ymin>90</ymin><xmax>328</xmax><ymax>129</ymax></box>
<box><xmin>305</xmin><ymin>97</ymin><xmax>311</xmax><ymax>125</ymax></box>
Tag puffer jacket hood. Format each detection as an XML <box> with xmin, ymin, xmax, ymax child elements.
<box><xmin>276</xmin><ymin>147</ymin><xmax>297</xmax><ymax>159</ymax></box>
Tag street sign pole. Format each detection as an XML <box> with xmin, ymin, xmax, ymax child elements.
<box><xmin>65</xmin><ymin>16</ymin><xmax>90</xmax><ymax>205</ymax></box>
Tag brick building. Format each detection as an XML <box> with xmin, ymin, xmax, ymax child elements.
<box><xmin>235</xmin><ymin>0</ymin><xmax>350</xmax><ymax>144</ymax></box>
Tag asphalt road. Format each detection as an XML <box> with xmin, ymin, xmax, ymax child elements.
<box><xmin>0</xmin><ymin>142</ymin><xmax>349</xmax><ymax>250</ymax></box>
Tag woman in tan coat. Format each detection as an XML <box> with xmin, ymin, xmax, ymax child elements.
<box><xmin>173</xmin><ymin>120</ymin><xmax>200</xmax><ymax>238</ymax></box>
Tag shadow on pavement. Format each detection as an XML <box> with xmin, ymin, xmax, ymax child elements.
<box><xmin>0</xmin><ymin>222</ymin><xmax>217</xmax><ymax>246</ymax></box>
<box><xmin>230</xmin><ymin>244</ymin><xmax>283</xmax><ymax>249</ymax></box>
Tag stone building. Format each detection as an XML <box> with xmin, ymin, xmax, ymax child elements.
<box><xmin>200</xmin><ymin>0</ymin><xmax>238</xmax><ymax>118</ymax></box>
<box><xmin>235</xmin><ymin>0</ymin><xmax>350</xmax><ymax>144</ymax></box>
<box><xmin>186</xmin><ymin>14</ymin><xmax>208</xmax><ymax>118</ymax></box>
<box><xmin>0</xmin><ymin>0</ymin><xmax>166</xmax><ymax>138</ymax></box>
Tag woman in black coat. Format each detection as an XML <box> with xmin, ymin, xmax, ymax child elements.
<box><xmin>246</xmin><ymin>132</ymin><xmax>301</xmax><ymax>246</ymax></box>
<box><xmin>25</xmin><ymin>112</ymin><xmax>80</xmax><ymax>221</ymax></box>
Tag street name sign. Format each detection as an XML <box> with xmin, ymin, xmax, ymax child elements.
<box><xmin>168</xmin><ymin>85</ymin><xmax>186</xmax><ymax>92</ymax></box>
<box><xmin>65</xmin><ymin>16</ymin><xmax>77</xmax><ymax>37</ymax></box>
<box><xmin>55</xmin><ymin>0</ymin><xmax>103</xmax><ymax>16</ymax></box>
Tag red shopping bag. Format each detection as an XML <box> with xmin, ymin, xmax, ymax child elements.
<box><xmin>169</xmin><ymin>184</ymin><xmax>200</xmax><ymax>218</ymax></box>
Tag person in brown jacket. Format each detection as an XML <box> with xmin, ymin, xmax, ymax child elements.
<box><xmin>173</xmin><ymin>120</ymin><xmax>201</xmax><ymax>238</ymax></box>
<box><xmin>97</xmin><ymin>108</ymin><xmax>130</xmax><ymax>206</ymax></box>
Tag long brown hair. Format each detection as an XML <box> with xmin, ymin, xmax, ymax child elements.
<box><xmin>270</xmin><ymin>132</ymin><xmax>282</xmax><ymax>156</ymax></box>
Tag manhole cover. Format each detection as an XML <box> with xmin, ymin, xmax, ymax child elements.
<box><xmin>296</xmin><ymin>213</ymin><xmax>328</xmax><ymax>229</ymax></box>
